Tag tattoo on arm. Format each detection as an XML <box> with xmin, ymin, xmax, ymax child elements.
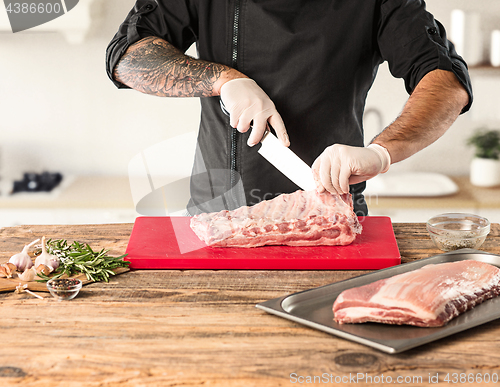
<box><xmin>114</xmin><ymin>36</ymin><xmax>229</xmax><ymax>97</ymax></box>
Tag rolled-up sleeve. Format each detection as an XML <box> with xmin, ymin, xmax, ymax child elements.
<box><xmin>378</xmin><ymin>0</ymin><xmax>473</xmax><ymax>113</ymax></box>
<box><xmin>105</xmin><ymin>0</ymin><xmax>198</xmax><ymax>89</ymax></box>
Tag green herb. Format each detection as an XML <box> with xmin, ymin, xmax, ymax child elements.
<box><xmin>35</xmin><ymin>239</ymin><xmax>130</xmax><ymax>283</ymax></box>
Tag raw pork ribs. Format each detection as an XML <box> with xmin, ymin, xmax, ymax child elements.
<box><xmin>333</xmin><ymin>260</ymin><xmax>500</xmax><ymax>327</ymax></box>
<box><xmin>190</xmin><ymin>190</ymin><xmax>362</xmax><ymax>248</ymax></box>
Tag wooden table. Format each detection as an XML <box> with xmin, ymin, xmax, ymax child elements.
<box><xmin>1</xmin><ymin>222</ymin><xmax>499</xmax><ymax>387</ymax></box>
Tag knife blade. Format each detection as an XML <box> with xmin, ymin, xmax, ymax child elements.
<box><xmin>219</xmin><ymin>99</ymin><xmax>316</xmax><ymax>191</ymax></box>
<box><xmin>258</xmin><ymin>131</ymin><xmax>316</xmax><ymax>191</ymax></box>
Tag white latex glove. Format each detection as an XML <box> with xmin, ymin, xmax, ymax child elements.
<box><xmin>312</xmin><ymin>143</ymin><xmax>391</xmax><ymax>195</ymax></box>
<box><xmin>220</xmin><ymin>78</ymin><xmax>289</xmax><ymax>147</ymax></box>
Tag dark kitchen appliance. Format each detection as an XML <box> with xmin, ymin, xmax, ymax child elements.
<box><xmin>12</xmin><ymin>172</ymin><xmax>63</xmax><ymax>194</ymax></box>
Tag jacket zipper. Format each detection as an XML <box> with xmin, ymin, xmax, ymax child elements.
<box><xmin>229</xmin><ymin>0</ymin><xmax>241</xmax><ymax>189</ymax></box>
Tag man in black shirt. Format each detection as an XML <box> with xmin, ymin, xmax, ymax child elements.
<box><xmin>106</xmin><ymin>0</ymin><xmax>472</xmax><ymax>215</ymax></box>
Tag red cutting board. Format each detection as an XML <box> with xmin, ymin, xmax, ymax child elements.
<box><xmin>125</xmin><ymin>216</ymin><xmax>401</xmax><ymax>270</ymax></box>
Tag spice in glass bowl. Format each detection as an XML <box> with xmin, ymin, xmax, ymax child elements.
<box><xmin>426</xmin><ymin>213</ymin><xmax>490</xmax><ymax>252</ymax></box>
<box><xmin>46</xmin><ymin>278</ymin><xmax>82</xmax><ymax>301</ymax></box>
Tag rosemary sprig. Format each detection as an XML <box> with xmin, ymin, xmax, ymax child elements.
<box><xmin>35</xmin><ymin>239</ymin><xmax>130</xmax><ymax>283</ymax></box>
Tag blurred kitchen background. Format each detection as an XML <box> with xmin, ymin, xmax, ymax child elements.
<box><xmin>1</xmin><ymin>0</ymin><xmax>500</xmax><ymax>227</ymax></box>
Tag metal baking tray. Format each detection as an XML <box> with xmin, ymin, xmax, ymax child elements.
<box><xmin>256</xmin><ymin>250</ymin><xmax>500</xmax><ymax>354</ymax></box>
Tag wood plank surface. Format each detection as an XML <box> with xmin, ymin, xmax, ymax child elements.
<box><xmin>0</xmin><ymin>266</ymin><xmax>130</xmax><ymax>293</ymax></box>
<box><xmin>0</xmin><ymin>222</ymin><xmax>499</xmax><ymax>387</ymax></box>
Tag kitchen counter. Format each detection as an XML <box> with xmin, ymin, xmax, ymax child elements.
<box><xmin>367</xmin><ymin>176</ymin><xmax>500</xmax><ymax>209</ymax></box>
<box><xmin>4</xmin><ymin>175</ymin><xmax>495</xmax><ymax>210</ymax></box>
<box><xmin>367</xmin><ymin>176</ymin><xmax>500</xmax><ymax>222</ymax></box>
<box><xmin>1</xmin><ymin>222</ymin><xmax>500</xmax><ymax>386</ymax></box>
<box><xmin>0</xmin><ymin>176</ymin><xmax>136</xmax><ymax>227</ymax></box>
<box><xmin>1</xmin><ymin>175</ymin><xmax>499</xmax><ymax>225</ymax></box>
<box><xmin>0</xmin><ymin>176</ymin><xmax>133</xmax><ymax>209</ymax></box>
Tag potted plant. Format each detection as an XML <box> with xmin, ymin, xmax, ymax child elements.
<box><xmin>467</xmin><ymin>128</ymin><xmax>500</xmax><ymax>187</ymax></box>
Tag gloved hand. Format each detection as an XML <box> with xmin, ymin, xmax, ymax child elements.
<box><xmin>220</xmin><ymin>78</ymin><xmax>289</xmax><ymax>147</ymax></box>
<box><xmin>312</xmin><ymin>143</ymin><xmax>391</xmax><ymax>195</ymax></box>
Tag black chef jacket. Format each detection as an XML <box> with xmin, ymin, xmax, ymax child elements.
<box><xmin>106</xmin><ymin>0</ymin><xmax>473</xmax><ymax>216</ymax></box>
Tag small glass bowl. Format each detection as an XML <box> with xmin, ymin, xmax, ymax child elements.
<box><xmin>46</xmin><ymin>278</ymin><xmax>82</xmax><ymax>301</ymax></box>
<box><xmin>426</xmin><ymin>213</ymin><xmax>490</xmax><ymax>252</ymax></box>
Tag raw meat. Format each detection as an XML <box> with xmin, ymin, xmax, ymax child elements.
<box><xmin>190</xmin><ymin>190</ymin><xmax>362</xmax><ymax>248</ymax></box>
<box><xmin>333</xmin><ymin>260</ymin><xmax>500</xmax><ymax>327</ymax></box>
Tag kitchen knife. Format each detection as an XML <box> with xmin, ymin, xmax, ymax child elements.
<box><xmin>219</xmin><ymin>99</ymin><xmax>316</xmax><ymax>191</ymax></box>
<box><xmin>258</xmin><ymin>130</ymin><xmax>317</xmax><ymax>191</ymax></box>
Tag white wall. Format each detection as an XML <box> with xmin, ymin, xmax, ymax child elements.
<box><xmin>0</xmin><ymin>0</ymin><xmax>200</xmax><ymax>180</ymax></box>
<box><xmin>1</xmin><ymin>0</ymin><xmax>499</xmax><ymax>180</ymax></box>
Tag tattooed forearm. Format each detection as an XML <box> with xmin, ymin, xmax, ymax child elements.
<box><xmin>114</xmin><ymin>36</ymin><xmax>238</xmax><ymax>97</ymax></box>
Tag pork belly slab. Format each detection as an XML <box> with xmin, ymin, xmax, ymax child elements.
<box><xmin>333</xmin><ymin>260</ymin><xmax>500</xmax><ymax>327</ymax></box>
<box><xmin>190</xmin><ymin>190</ymin><xmax>362</xmax><ymax>248</ymax></box>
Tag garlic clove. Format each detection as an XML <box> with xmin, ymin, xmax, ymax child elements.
<box><xmin>6</xmin><ymin>263</ymin><xmax>17</xmax><ymax>272</ymax></box>
<box><xmin>35</xmin><ymin>264</ymin><xmax>53</xmax><ymax>276</ymax></box>
<box><xmin>0</xmin><ymin>263</ymin><xmax>15</xmax><ymax>278</ymax></box>
<box><xmin>18</xmin><ymin>267</ymin><xmax>36</xmax><ymax>282</ymax></box>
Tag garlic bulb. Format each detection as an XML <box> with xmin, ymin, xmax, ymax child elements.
<box><xmin>18</xmin><ymin>267</ymin><xmax>36</xmax><ymax>282</ymax></box>
<box><xmin>34</xmin><ymin>237</ymin><xmax>60</xmax><ymax>271</ymax></box>
<box><xmin>8</xmin><ymin>238</ymin><xmax>40</xmax><ymax>272</ymax></box>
